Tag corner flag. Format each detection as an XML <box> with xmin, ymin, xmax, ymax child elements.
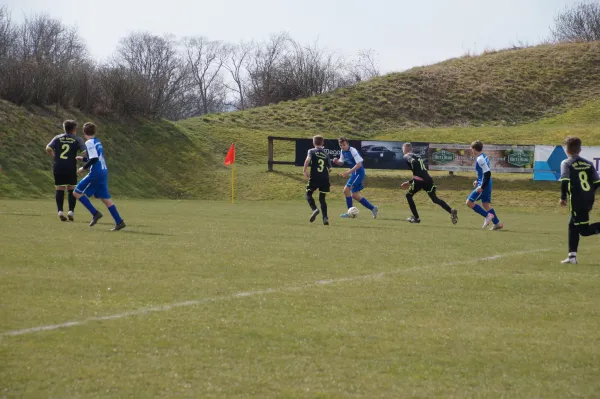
<box><xmin>224</xmin><ymin>143</ymin><xmax>235</xmax><ymax>203</ymax></box>
<box><xmin>224</xmin><ymin>143</ymin><xmax>235</xmax><ymax>166</ymax></box>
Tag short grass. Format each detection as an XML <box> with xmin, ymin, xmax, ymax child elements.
<box><xmin>1</xmin><ymin>200</ymin><xmax>600</xmax><ymax>398</ymax></box>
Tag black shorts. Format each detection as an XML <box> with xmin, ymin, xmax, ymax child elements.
<box><xmin>571</xmin><ymin>207</ymin><xmax>591</xmax><ymax>226</ymax></box>
<box><xmin>54</xmin><ymin>172</ymin><xmax>77</xmax><ymax>187</ymax></box>
<box><xmin>408</xmin><ymin>179</ymin><xmax>436</xmax><ymax>195</ymax></box>
<box><xmin>307</xmin><ymin>179</ymin><xmax>330</xmax><ymax>194</ymax></box>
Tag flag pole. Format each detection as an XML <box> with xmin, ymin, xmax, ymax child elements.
<box><xmin>231</xmin><ymin>163</ymin><xmax>235</xmax><ymax>204</ymax></box>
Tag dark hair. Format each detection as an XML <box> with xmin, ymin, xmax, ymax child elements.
<box><xmin>470</xmin><ymin>140</ymin><xmax>483</xmax><ymax>152</ymax></box>
<box><xmin>63</xmin><ymin>120</ymin><xmax>77</xmax><ymax>134</ymax></box>
<box><xmin>564</xmin><ymin>136</ymin><xmax>582</xmax><ymax>154</ymax></box>
<box><xmin>83</xmin><ymin>122</ymin><xmax>96</xmax><ymax>136</ymax></box>
<box><xmin>338</xmin><ymin>136</ymin><xmax>349</xmax><ymax>144</ymax></box>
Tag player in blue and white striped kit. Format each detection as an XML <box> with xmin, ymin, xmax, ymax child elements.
<box><xmin>332</xmin><ymin>137</ymin><xmax>378</xmax><ymax>218</ymax></box>
<box><xmin>73</xmin><ymin>122</ymin><xmax>126</xmax><ymax>231</ymax></box>
<box><xmin>466</xmin><ymin>140</ymin><xmax>502</xmax><ymax>230</ymax></box>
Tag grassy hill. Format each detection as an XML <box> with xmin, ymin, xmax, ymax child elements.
<box><xmin>1</xmin><ymin>42</ymin><xmax>600</xmax><ymax>206</ymax></box>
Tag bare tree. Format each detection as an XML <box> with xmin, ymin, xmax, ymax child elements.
<box><xmin>183</xmin><ymin>36</ymin><xmax>228</xmax><ymax>115</ymax></box>
<box><xmin>114</xmin><ymin>32</ymin><xmax>189</xmax><ymax>117</ymax></box>
<box><xmin>223</xmin><ymin>41</ymin><xmax>254</xmax><ymax>110</ymax></box>
<box><xmin>345</xmin><ymin>49</ymin><xmax>380</xmax><ymax>84</ymax></box>
<box><xmin>246</xmin><ymin>32</ymin><xmax>291</xmax><ymax>107</ymax></box>
<box><xmin>551</xmin><ymin>1</ymin><xmax>600</xmax><ymax>43</ymax></box>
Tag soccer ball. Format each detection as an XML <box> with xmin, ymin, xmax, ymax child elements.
<box><xmin>348</xmin><ymin>207</ymin><xmax>359</xmax><ymax>218</ymax></box>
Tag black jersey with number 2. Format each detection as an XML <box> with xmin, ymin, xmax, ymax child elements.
<box><xmin>560</xmin><ymin>156</ymin><xmax>600</xmax><ymax>209</ymax></box>
<box><xmin>47</xmin><ymin>133</ymin><xmax>86</xmax><ymax>174</ymax></box>
<box><xmin>307</xmin><ymin>148</ymin><xmax>332</xmax><ymax>181</ymax></box>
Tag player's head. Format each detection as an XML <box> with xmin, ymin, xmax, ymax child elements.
<box><xmin>313</xmin><ymin>135</ymin><xmax>324</xmax><ymax>147</ymax></box>
<box><xmin>83</xmin><ymin>122</ymin><xmax>97</xmax><ymax>139</ymax></box>
<box><xmin>564</xmin><ymin>136</ymin><xmax>582</xmax><ymax>156</ymax></box>
<box><xmin>63</xmin><ymin>120</ymin><xmax>77</xmax><ymax>134</ymax></box>
<box><xmin>402</xmin><ymin>143</ymin><xmax>413</xmax><ymax>154</ymax></box>
<box><xmin>470</xmin><ymin>140</ymin><xmax>483</xmax><ymax>155</ymax></box>
<box><xmin>338</xmin><ymin>137</ymin><xmax>350</xmax><ymax>151</ymax></box>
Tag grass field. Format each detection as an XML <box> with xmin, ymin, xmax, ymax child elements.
<box><xmin>1</xmin><ymin>199</ymin><xmax>599</xmax><ymax>398</ymax></box>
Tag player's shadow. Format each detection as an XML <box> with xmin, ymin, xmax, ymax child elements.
<box><xmin>0</xmin><ymin>212</ymin><xmax>44</xmax><ymax>217</ymax></box>
<box><xmin>122</xmin><ymin>230</ymin><xmax>171</xmax><ymax>236</ymax></box>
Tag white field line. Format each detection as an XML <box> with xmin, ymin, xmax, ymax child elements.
<box><xmin>1</xmin><ymin>248</ymin><xmax>552</xmax><ymax>337</ymax></box>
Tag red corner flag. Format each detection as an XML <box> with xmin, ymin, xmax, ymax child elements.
<box><xmin>224</xmin><ymin>143</ymin><xmax>235</xmax><ymax>166</ymax></box>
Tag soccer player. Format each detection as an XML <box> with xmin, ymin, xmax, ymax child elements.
<box><xmin>45</xmin><ymin>120</ymin><xmax>86</xmax><ymax>221</ymax></box>
<box><xmin>303</xmin><ymin>135</ymin><xmax>332</xmax><ymax>225</ymax></box>
<box><xmin>332</xmin><ymin>137</ymin><xmax>378</xmax><ymax>218</ymax></box>
<box><xmin>73</xmin><ymin>122</ymin><xmax>126</xmax><ymax>231</ymax></box>
<box><xmin>559</xmin><ymin>136</ymin><xmax>600</xmax><ymax>264</ymax></box>
<box><xmin>400</xmin><ymin>143</ymin><xmax>458</xmax><ymax>224</ymax></box>
<box><xmin>465</xmin><ymin>140</ymin><xmax>503</xmax><ymax>230</ymax></box>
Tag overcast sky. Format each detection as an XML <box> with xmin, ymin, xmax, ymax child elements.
<box><xmin>4</xmin><ymin>0</ymin><xmax>580</xmax><ymax>73</ymax></box>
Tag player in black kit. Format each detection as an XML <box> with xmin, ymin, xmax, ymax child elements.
<box><xmin>303</xmin><ymin>135</ymin><xmax>332</xmax><ymax>225</ymax></box>
<box><xmin>400</xmin><ymin>143</ymin><xmax>458</xmax><ymax>224</ymax></box>
<box><xmin>45</xmin><ymin>120</ymin><xmax>86</xmax><ymax>221</ymax></box>
<box><xmin>559</xmin><ymin>136</ymin><xmax>600</xmax><ymax>264</ymax></box>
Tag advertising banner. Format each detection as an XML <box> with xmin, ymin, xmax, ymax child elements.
<box><xmin>359</xmin><ymin>141</ymin><xmax>429</xmax><ymax>169</ymax></box>
<box><xmin>295</xmin><ymin>139</ymin><xmax>361</xmax><ymax>167</ymax></box>
<box><xmin>295</xmin><ymin>139</ymin><xmax>429</xmax><ymax>170</ymax></box>
<box><xmin>534</xmin><ymin>145</ymin><xmax>600</xmax><ymax>181</ymax></box>
<box><xmin>427</xmin><ymin>144</ymin><xmax>535</xmax><ymax>173</ymax></box>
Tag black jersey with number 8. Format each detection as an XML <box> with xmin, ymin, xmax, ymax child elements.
<box><xmin>560</xmin><ymin>156</ymin><xmax>600</xmax><ymax>209</ymax></box>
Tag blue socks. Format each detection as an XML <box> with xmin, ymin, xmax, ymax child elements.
<box><xmin>79</xmin><ymin>196</ymin><xmax>123</xmax><ymax>224</ymax></box>
<box><xmin>472</xmin><ymin>204</ymin><xmax>489</xmax><ymax>218</ymax></box>
<box><xmin>345</xmin><ymin>196</ymin><xmax>353</xmax><ymax>209</ymax></box>
<box><xmin>489</xmin><ymin>208</ymin><xmax>500</xmax><ymax>224</ymax></box>
<box><xmin>359</xmin><ymin>197</ymin><xmax>375</xmax><ymax>211</ymax></box>
<box><xmin>78</xmin><ymin>196</ymin><xmax>98</xmax><ymax>216</ymax></box>
<box><xmin>108</xmin><ymin>205</ymin><xmax>123</xmax><ymax>224</ymax></box>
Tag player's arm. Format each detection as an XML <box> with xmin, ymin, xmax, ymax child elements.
<box><xmin>593</xmin><ymin>166</ymin><xmax>600</xmax><ymax>192</ymax></box>
<box><xmin>78</xmin><ymin>140</ymin><xmax>99</xmax><ymax>175</ymax></box>
<box><xmin>303</xmin><ymin>152</ymin><xmax>311</xmax><ymax>179</ymax></box>
<box><xmin>477</xmin><ymin>157</ymin><xmax>492</xmax><ymax>189</ymax></box>
<box><xmin>76</xmin><ymin>137</ymin><xmax>86</xmax><ymax>161</ymax></box>
<box><xmin>346</xmin><ymin>148</ymin><xmax>364</xmax><ymax>173</ymax></box>
<box><xmin>332</xmin><ymin>152</ymin><xmax>344</xmax><ymax>166</ymax></box>
<box><xmin>559</xmin><ymin>160</ymin><xmax>570</xmax><ymax>206</ymax></box>
<box><xmin>45</xmin><ymin>137</ymin><xmax>57</xmax><ymax>157</ymax></box>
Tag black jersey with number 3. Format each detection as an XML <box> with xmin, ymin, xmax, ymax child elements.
<box><xmin>308</xmin><ymin>148</ymin><xmax>332</xmax><ymax>181</ymax></box>
<box><xmin>560</xmin><ymin>156</ymin><xmax>600</xmax><ymax>209</ymax></box>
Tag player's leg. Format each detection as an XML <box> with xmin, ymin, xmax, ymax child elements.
<box><xmin>73</xmin><ymin>176</ymin><xmax>103</xmax><ymax>226</ymax></box>
<box><xmin>343</xmin><ymin>184</ymin><xmax>353</xmax><ymax>210</ymax></box>
<box><xmin>319</xmin><ymin>191</ymin><xmax>329</xmax><ymax>225</ymax></box>
<box><xmin>562</xmin><ymin>216</ymin><xmax>580</xmax><ymax>264</ymax></box>
<box><xmin>65</xmin><ymin>171</ymin><xmax>77</xmax><ymax>220</ymax></box>
<box><xmin>97</xmin><ymin>183</ymin><xmax>125</xmax><ymax>230</ymax></box>
<box><xmin>53</xmin><ymin>172</ymin><xmax>68</xmax><ymax>221</ymax></box>
<box><xmin>319</xmin><ymin>183</ymin><xmax>330</xmax><ymax>225</ymax></box>
<box><xmin>426</xmin><ymin>185</ymin><xmax>451</xmax><ymax>214</ymax></box>
<box><xmin>481</xmin><ymin>187</ymin><xmax>501</xmax><ymax>229</ymax></box>
<box><xmin>405</xmin><ymin>182</ymin><xmax>421</xmax><ymax>222</ymax></box>
<box><xmin>305</xmin><ymin>188</ymin><xmax>320</xmax><ymax>223</ymax></box>
<box><xmin>466</xmin><ymin>189</ymin><xmax>492</xmax><ymax>227</ymax></box>
<box><xmin>426</xmin><ymin>185</ymin><xmax>457</xmax><ymax>224</ymax></box>
<box><xmin>55</xmin><ymin>186</ymin><xmax>67</xmax><ymax>221</ymax></box>
<box><xmin>350</xmin><ymin>173</ymin><xmax>378</xmax><ymax>218</ymax></box>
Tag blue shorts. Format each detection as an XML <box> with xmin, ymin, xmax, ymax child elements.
<box><xmin>75</xmin><ymin>174</ymin><xmax>111</xmax><ymax>199</ymax></box>
<box><xmin>346</xmin><ymin>171</ymin><xmax>365</xmax><ymax>193</ymax></box>
<box><xmin>468</xmin><ymin>184</ymin><xmax>492</xmax><ymax>203</ymax></box>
